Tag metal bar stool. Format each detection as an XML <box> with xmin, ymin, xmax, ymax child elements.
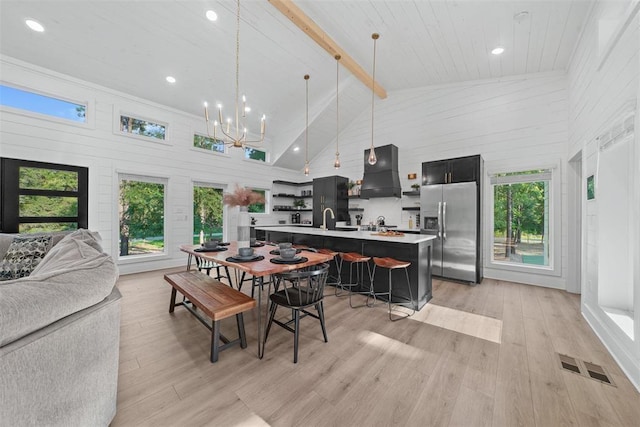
<box><xmin>317</xmin><ymin>248</ymin><xmax>342</xmax><ymax>295</ymax></box>
<box><xmin>339</xmin><ymin>252</ymin><xmax>373</xmax><ymax>308</ymax></box>
<box><xmin>371</xmin><ymin>257</ymin><xmax>415</xmax><ymax>320</ymax></box>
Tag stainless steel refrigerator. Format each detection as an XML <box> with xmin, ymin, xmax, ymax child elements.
<box><xmin>421</xmin><ymin>182</ymin><xmax>479</xmax><ymax>283</ymax></box>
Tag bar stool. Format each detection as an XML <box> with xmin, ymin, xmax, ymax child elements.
<box><xmin>317</xmin><ymin>248</ymin><xmax>342</xmax><ymax>295</ymax></box>
<box><xmin>339</xmin><ymin>252</ymin><xmax>373</xmax><ymax>308</ymax></box>
<box><xmin>371</xmin><ymin>257</ymin><xmax>415</xmax><ymax>321</ymax></box>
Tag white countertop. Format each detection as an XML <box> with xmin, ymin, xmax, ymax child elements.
<box><xmin>256</xmin><ymin>225</ymin><xmax>435</xmax><ymax>244</ymax></box>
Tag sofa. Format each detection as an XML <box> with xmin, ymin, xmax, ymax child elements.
<box><xmin>0</xmin><ymin>229</ymin><xmax>121</xmax><ymax>427</ymax></box>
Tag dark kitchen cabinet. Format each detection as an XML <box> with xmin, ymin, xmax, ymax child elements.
<box><xmin>313</xmin><ymin>176</ymin><xmax>348</xmax><ymax>229</ymax></box>
<box><xmin>422</xmin><ymin>155</ymin><xmax>480</xmax><ymax>185</ymax></box>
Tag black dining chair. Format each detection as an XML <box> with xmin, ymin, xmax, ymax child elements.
<box><xmin>264</xmin><ymin>263</ymin><xmax>330</xmax><ymax>363</ymax></box>
<box><xmin>194</xmin><ymin>255</ymin><xmax>232</xmax><ymax>286</ymax></box>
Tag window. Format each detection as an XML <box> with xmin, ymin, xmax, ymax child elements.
<box><xmin>248</xmin><ymin>188</ymin><xmax>267</xmax><ymax>213</ymax></box>
<box><xmin>194</xmin><ymin>134</ymin><xmax>225</xmax><ymax>153</ymax></box>
<box><xmin>0</xmin><ymin>84</ymin><xmax>86</xmax><ymax>123</ymax></box>
<box><xmin>1</xmin><ymin>158</ymin><xmax>88</xmax><ymax>233</ymax></box>
<box><xmin>491</xmin><ymin>169</ymin><xmax>551</xmax><ymax>268</ymax></box>
<box><xmin>245</xmin><ymin>147</ymin><xmax>266</xmax><ymax>162</ymax></box>
<box><xmin>118</xmin><ymin>175</ymin><xmax>166</xmax><ymax>257</ymax></box>
<box><xmin>193</xmin><ymin>184</ymin><xmax>224</xmax><ymax>244</ymax></box>
<box><xmin>120</xmin><ymin>115</ymin><xmax>166</xmax><ymax>140</ymax></box>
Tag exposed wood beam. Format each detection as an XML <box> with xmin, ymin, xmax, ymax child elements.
<box><xmin>268</xmin><ymin>0</ymin><xmax>387</xmax><ymax>99</ymax></box>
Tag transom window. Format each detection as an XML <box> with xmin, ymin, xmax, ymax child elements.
<box><xmin>194</xmin><ymin>134</ymin><xmax>225</xmax><ymax>153</ymax></box>
<box><xmin>0</xmin><ymin>84</ymin><xmax>86</xmax><ymax>123</ymax></box>
<box><xmin>120</xmin><ymin>115</ymin><xmax>166</xmax><ymax>140</ymax></box>
<box><xmin>245</xmin><ymin>147</ymin><xmax>266</xmax><ymax>162</ymax></box>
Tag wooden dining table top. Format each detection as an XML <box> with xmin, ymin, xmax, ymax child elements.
<box><xmin>179</xmin><ymin>242</ymin><xmax>333</xmax><ymax>277</ymax></box>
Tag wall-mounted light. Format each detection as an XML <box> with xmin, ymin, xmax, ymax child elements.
<box><xmin>407</xmin><ymin>173</ymin><xmax>417</xmax><ymax>180</ymax></box>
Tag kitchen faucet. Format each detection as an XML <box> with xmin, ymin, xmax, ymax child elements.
<box><xmin>321</xmin><ymin>207</ymin><xmax>335</xmax><ymax>230</ymax></box>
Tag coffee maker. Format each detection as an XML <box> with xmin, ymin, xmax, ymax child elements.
<box><xmin>291</xmin><ymin>212</ymin><xmax>301</xmax><ymax>224</ymax></box>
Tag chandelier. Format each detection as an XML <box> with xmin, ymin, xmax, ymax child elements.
<box><xmin>304</xmin><ymin>74</ymin><xmax>310</xmax><ymax>176</ymax></box>
<box><xmin>203</xmin><ymin>0</ymin><xmax>265</xmax><ymax>148</ymax></box>
<box><xmin>334</xmin><ymin>54</ymin><xmax>341</xmax><ymax>169</ymax></box>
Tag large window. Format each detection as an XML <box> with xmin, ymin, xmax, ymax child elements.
<box><xmin>194</xmin><ymin>134</ymin><xmax>225</xmax><ymax>153</ymax></box>
<box><xmin>1</xmin><ymin>158</ymin><xmax>88</xmax><ymax>233</ymax></box>
<box><xmin>491</xmin><ymin>169</ymin><xmax>551</xmax><ymax>268</ymax></box>
<box><xmin>118</xmin><ymin>174</ymin><xmax>166</xmax><ymax>257</ymax></box>
<box><xmin>0</xmin><ymin>84</ymin><xmax>86</xmax><ymax>123</ymax></box>
<box><xmin>193</xmin><ymin>184</ymin><xmax>224</xmax><ymax>244</ymax></box>
<box><xmin>120</xmin><ymin>115</ymin><xmax>166</xmax><ymax>140</ymax></box>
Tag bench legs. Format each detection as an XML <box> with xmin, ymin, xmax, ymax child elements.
<box><xmin>210</xmin><ymin>313</ymin><xmax>247</xmax><ymax>363</ymax></box>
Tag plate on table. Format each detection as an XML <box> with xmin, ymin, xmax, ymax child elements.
<box><xmin>226</xmin><ymin>254</ymin><xmax>265</xmax><ymax>263</ymax></box>
<box><xmin>250</xmin><ymin>242</ymin><xmax>265</xmax><ymax>247</ymax></box>
<box><xmin>269</xmin><ymin>248</ymin><xmax>302</xmax><ymax>255</ymax></box>
<box><xmin>270</xmin><ymin>256</ymin><xmax>308</xmax><ymax>264</ymax></box>
<box><xmin>195</xmin><ymin>247</ymin><xmax>228</xmax><ymax>252</ymax></box>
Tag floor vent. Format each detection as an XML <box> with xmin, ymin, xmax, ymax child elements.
<box><xmin>557</xmin><ymin>354</ymin><xmax>616</xmax><ymax>387</ymax></box>
<box><xmin>583</xmin><ymin>361</ymin><xmax>614</xmax><ymax>385</ymax></box>
<box><xmin>558</xmin><ymin>354</ymin><xmax>581</xmax><ymax>374</ymax></box>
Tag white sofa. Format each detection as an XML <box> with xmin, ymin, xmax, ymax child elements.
<box><xmin>0</xmin><ymin>230</ymin><xmax>121</xmax><ymax>427</ymax></box>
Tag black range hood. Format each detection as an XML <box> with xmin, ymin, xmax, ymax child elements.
<box><xmin>360</xmin><ymin>144</ymin><xmax>402</xmax><ymax>198</ymax></box>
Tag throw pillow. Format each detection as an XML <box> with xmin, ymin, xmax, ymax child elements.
<box><xmin>0</xmin><ymin>235</ymin><xmax>52</xmax><ymax>281</ymax></box>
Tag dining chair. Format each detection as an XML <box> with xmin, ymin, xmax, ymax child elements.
<box><xmin>194</xmin><ymin>255</ymin><xmax>232</xmax><ymax>286</ymax></box>
<box><xmin>264</xmin><ymin>263</ymin><xmax>330</xmax><ymax>363</ymax></box>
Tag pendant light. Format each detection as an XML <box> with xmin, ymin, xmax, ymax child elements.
<box><xmin>303</xmin><ymin>74</ymin><xmax>310</xmax><ymax>176</ymax></box>
<box><xmin>368</xmin><ymin>33</ymin><xmax>379</xmax><ymax>166</ymax></box>
<box><xmin>334</xmin><ymin>55</ymin><xmax>341</xmax><ymax>169</ymax></box>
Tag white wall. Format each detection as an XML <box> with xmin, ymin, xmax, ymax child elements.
<box><xmin>567</xmin><ymin>0</ymin><xmax>640</xmax><ymax>391</ymax></box>
<box><xmin>309</xmin><ymin>71</ymin><xmax>570</xmax><ymax>289</ymax></box>
<box><xmin>0</xmin><ymin>56</ymin><xmax>303</xmax><ymax>274</ymax></box>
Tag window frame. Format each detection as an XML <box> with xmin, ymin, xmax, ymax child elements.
<box><xmin>243</xmin><ymin>147</ymin><xmax>268</xmax><ymax>163</ymax></box>
<box><xmin>485</xmin><ymin>162</ymin><xmax>561</xmax><ymax>277</ymax></box>
<box><xmin>191</xmin><ymin>133</ymin><xmax>229</xmax><ymax>157</ymax></box>
<box><xmin>0</xmin><ymin>158</ymin><xmax>88</xmax><ymax>233</ymax></box>
<box><xmin>192</xmin><ymin>181</ymin><xmax>228</xmax><ymax>244</ymax></box>
<box><xmin>247</xmin><ymin>187</ymin><xmax>269</xmax><ymax>215</ymax></box>
<box><xmin>114</xmin><ymin>110</ymin><xmax>170</xmax><ymax>145</ymax></box>
<box><xmin>0</xmin><ymin>82</ymin><xmax>93</xmax><ymax>129</ymax></box>
<box><xmin>116</xmin><ymin>172</ymin><xmax>169</xmax><ymax>263</ymax></box>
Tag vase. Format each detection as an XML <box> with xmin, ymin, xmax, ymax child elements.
<box><xmin>237</xmin><ymin>206</ymin><xmax>251</xmax><ymax>248</ymax></box>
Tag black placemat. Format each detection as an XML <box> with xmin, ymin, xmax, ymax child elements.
<box><xmin>225</xmin><ymin>255</ymin><xmax>265</xmax><ymax>263</ymax></box>
<box><xmin>269</xmin><ymin>248</ymin><xmax>302</xmax><ymax>255</ymax></box>
<box><xmin>270</xmin><ymin>256</ymin><xmax>308</xmax><ymax>265</ymax></box>
<box><xmin>250</xmin><ymin>242</ymin><xmax>265</xmax><ymax>247</ymax></box>
<box><xmin>195</xmin><ymin>247</ymin><xmax>228</xmax><ymax>252</ymax></box>
<box><xmin>218</xmin><ymin>242</ymin><xmax>230</xmax><ymax>246</ymax></box>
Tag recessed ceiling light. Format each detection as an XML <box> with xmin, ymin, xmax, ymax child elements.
<box><xmin>165</xmin><ymin>76</ymin><xmax>176</xmax><ymax>84</ymax></box>
<box><xmin>206</xmin><ymin>10</ymin><xmax>218</xmax><ymax>22</ymax></box>
<box><xmin>491</xmin><ymin>46</ymin><xmax>505</xmax><ymax>55</ymax></box>
<box><xmin>293</xmin><ymin>146</ymin><xmax>300</xmax><ymax>152</ymax></box>
<box><xmin>25</xmin><ymin>19</ymin><xmax>44</xmax><ymax>32</ymax></box>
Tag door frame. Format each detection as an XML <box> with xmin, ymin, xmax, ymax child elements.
<box><xmin>567</xmin><ymin>151</ymin><xmax>582</xmax><ymax>294</ymax></box>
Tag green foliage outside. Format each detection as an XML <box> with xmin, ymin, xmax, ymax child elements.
<box><xmin>194</xmin><ymin>186</ymin><xmax>223</xmax><ymax>243</ymax></box>
<box><xmin>245</xmin><ymin>148</ymin><xmax>266</xmax><ymax>162</ymax></box>
<box><xmin>119</xmin><ymin>180</ymin><xmax>165</xmax><ymax>256</ymax></box>
<box><xmin>248</xmin><ymin>189</ymin><xmax>266</xmax><ymax>213</ymax></box>
<box><xmin>194</xmin><ymin>134</ymin><xmax>224</xmax><ymax>153</ymax></box>
<box><xmin>120</xmin><ymin>116</ymin><xmax>166</xmax><ymax>140</ymax></box>
<box><xmin>17</xmin><ymin>167</ymin><xmax>79</xmax><ymax>234</ymax></box>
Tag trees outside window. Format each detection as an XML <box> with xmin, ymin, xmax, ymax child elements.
<box><xmin>118</xmin><ymin>176</ymin><xmax>166</xmax><ymax>256</ymax></box>
<box><xmin>193</xmin><ymin>185</ymin><xmax>223</xmax><ymax>243</ymax></box>
<box><xmin>120</xmin><ymin>115</ymin><xmax>166</xmax><ymax>140</ymax></box>
<box><xmin>244</xmin><ymin>147</ymin><xmax>266</xmax><ymax>162</ymax></box>
<box><xmin>248</xmin><ymin>189</ymin><xmax>266</xmax><ymax>213</ymax></box>
<box><xmin>492</xmin><ymin>169</ymin><xmax>550</xmax><ymax>267</ymax></box>
<box><xmin>193</xmin><ymin>134</ymin><xmax>224</xmax><ymax>153</ymax></box>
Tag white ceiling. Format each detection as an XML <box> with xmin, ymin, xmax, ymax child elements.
<box><xmin>0</xmin><ymin>0</ymin><xmax>592</xmax><ymax>170</ymax></box>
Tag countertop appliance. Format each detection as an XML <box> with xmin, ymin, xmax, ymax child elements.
<box><xmin>421</xmin><ymin>182</ymin><xmax>478</xmax><ymax>283</ymax></box>
<box><xmin>291</xmin><ymin>212</ymin><xmax>301</xmax><ymax>224</ymax></box>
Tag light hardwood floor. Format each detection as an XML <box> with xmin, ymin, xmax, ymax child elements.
<box><xmin>112</xmin><ymin>268</ymin><xmax>640</xmax><ymax>426</ymax></box>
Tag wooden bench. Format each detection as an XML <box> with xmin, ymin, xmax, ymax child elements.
<box><xmin>165</xmin><ymin>271</ymin><xmax>257</xmax><ymax>362</ymax></box>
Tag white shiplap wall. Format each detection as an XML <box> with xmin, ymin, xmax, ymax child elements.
<box><xmin>0</xmin><ymin>56</ymin><xmax>303</xmax><ymax>274</ymax></box>
<box><xmin>309</xmin><ymin>71</ymin><xmax>570</xmax><ymax>289</ymax></box>
<box><xmin>567</xmin><ymin>0</ymin><xmax>640</xmax><ymax>391</ymax></box>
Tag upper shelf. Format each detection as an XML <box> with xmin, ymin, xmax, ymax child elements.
<box><xmin>402</xmin><ymin>191</ymin><xmax>420</xmax><ymax>196</ymax></box>
<box><xmin>273</xmin><ymin>180</ymin><xmax>312</xmax><ymax>186</ymax></box>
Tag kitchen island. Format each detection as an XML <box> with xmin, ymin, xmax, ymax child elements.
<box><xmin>256</xmin><ymin>226</ymin><xmax>435</xmax><ymax>310</ymax></box>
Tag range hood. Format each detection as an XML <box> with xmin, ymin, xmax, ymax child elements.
<box><xmin>360</xmin><ymin>144</ymin><xmax>402</xmax><ymax>198</ymax></box>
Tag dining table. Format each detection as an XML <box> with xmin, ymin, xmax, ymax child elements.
<box><xmin>179</xmin><ymin>241</ymin><xmax>333</xmax><ymax>359</ymax></box>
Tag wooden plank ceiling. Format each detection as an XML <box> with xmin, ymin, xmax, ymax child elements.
<box><xmin>0</xmin><ymin>0</ymin><xmax>592</xmax><ymax>170</ymax></box>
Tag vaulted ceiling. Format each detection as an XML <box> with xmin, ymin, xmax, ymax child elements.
<box><xmin>0</xmin><ymin>0</ymin><xmax>592</xmax><ymax>170</ymax></box>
